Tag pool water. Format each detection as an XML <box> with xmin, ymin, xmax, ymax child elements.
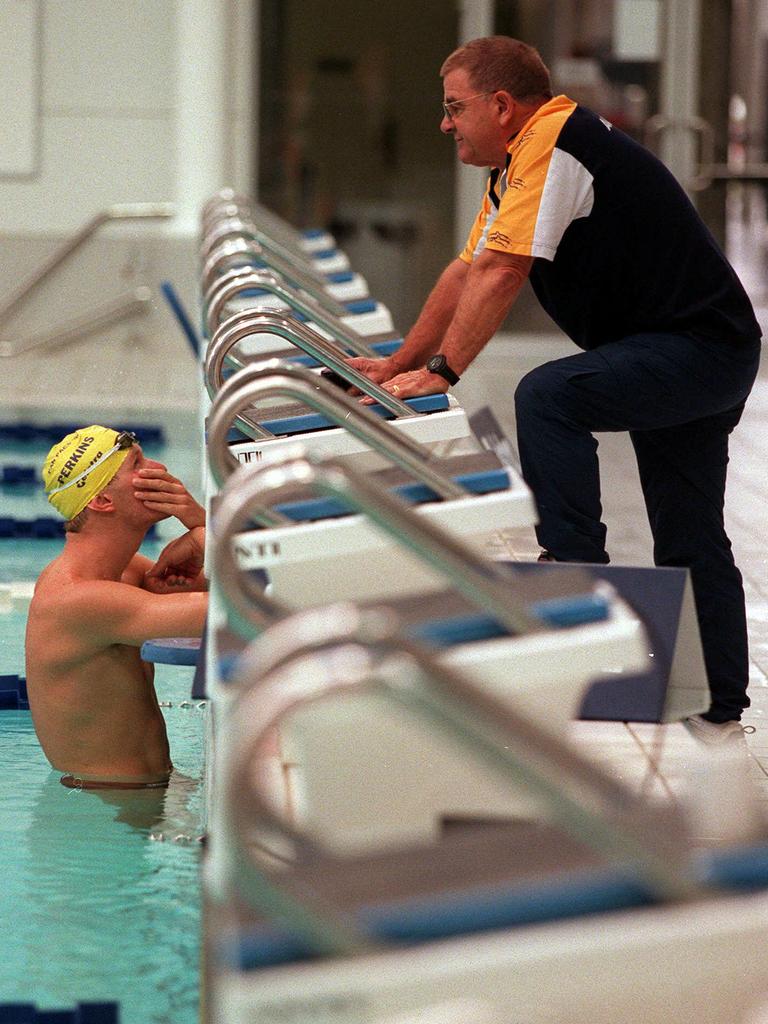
<box><xmin>0</xmin><ymin>421</ymin><xmax>206</xmax><ymax>1023</ymax></box>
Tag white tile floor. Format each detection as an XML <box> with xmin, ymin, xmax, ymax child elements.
<box><xmin>451</xmin><ymin>214</ymin><xmax>768</xmax><ymax>848</ymax></box>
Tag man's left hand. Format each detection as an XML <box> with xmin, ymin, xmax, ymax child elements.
<box><xmin>144</xmin><ymin>527</ymin><xmax>207</xmax><ymax>593</ymax></box>
<box><xmin>133</xmin><ymin>469</ymin><xmax>206</xmax><ymax>528</ymax></box>
<box><xmin>360</xmin><ymin>368</ymin><xmax>449</xmax><ymax>404</ymax></box>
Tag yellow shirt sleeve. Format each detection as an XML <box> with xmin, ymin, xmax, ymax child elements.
<box><xmin>459</xmin><ymin>184</ymin><xmax>493</xmax><ymax>264</ymax></box>
<box><xmin>460</xmin><ymin>97</ymin><xmax>581</xmax><ymax>263</ymax></box>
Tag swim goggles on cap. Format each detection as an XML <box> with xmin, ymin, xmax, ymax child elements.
<box><xmin>46</xmin><ymin>431</ymin><xmax>138</xmax><ymax>498</ymax></box>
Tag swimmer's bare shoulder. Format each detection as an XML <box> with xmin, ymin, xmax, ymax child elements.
<box><xmin>27</xmin><ymin>556</ymin><xmax>207</xmax><ymax>675</ymax></box>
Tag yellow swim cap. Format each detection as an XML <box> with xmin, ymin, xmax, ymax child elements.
<box><xmin>42</xmin><ymin>425</ymin><xmax>135</xmax><ymax>520</ymax></box>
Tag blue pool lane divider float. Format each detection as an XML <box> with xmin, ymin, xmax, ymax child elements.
<box><xmin>0</xmin><ymin>423</ymin><xmax>165</xmax><ymax>445</ymax></box>
<box><xmin>0</xmin><ymin>676</ymin><xmax>27</xmax><ymax>710</ymax></box>
<box><xmin>0</xmin><ymin>1002</ymin><xmax>119</xmax><ymax>1023</ymax></box>
<box><xmin>0</xmin><ymin>465</ymin><xmax>36</xmax><ymax>485</ymax></box>
<box><xmin>0</xmin><ymin>518</ymin><xmax>158</xmax><ymax>540</ymax></box>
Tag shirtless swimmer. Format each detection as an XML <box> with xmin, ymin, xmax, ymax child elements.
<box><xmin>25</xmin><ymin>426</ymin><xmax>208</xmax><ymax>789</ymax></box>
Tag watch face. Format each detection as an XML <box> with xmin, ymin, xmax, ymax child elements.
<box><xmin>427</xmin><ymin>354</ymin><xmax>458</xmax><ymax>384</ymax></box>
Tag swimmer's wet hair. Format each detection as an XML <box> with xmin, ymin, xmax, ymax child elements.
<box><xmin>63</xmin><ymin>508</ymin><xmax>90</xmax><ymax>533</ymax></box>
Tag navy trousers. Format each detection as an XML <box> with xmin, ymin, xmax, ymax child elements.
<box><xmin>514</xmin><ymin>332</ymin><xmax>761</xmax><ymax>722</ymax></box>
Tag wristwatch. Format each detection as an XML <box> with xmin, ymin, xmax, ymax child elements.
<box><xmin>426</xmin><ymin>354</ymin><xmax>460</xmax><ymax>386</ymax></box>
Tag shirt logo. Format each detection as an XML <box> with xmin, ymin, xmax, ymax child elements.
<box><xmin>508</xmin><ymin>177</ymin><xmax>526</xmax><ymax>190</ymax></box>
<box><xmin>487</xmin><ymin>231</ymin><xmax>513</xmax><ymax>247</ymax></box>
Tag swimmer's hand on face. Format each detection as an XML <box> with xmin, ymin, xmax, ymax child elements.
<box><xmin>132</xmin><ymin>468</ymin><xmax>206</xmax><ymax>528</ymax></box>
<box><xmin>144</xmin><ymin>527</ymin><xmax>207</xmax><ymax>594</ymax></box>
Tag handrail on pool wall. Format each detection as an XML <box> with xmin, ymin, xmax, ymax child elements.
<box><xmin>216</xmin><ymin>609</ymin><xmax>696</xmax><ymax>959</ymax></box>
<box><xmin>205</xmin><ymin>358</ymin><xmax>463</xmax><ymax>499</ymax></box>
<box><xmin>0</xmin><ymin>202</ymin><xmax>175</xmax><ymax>331</ymax></box>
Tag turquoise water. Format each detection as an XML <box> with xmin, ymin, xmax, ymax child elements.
<box><xmin>0</xmin><ymin>422</ymin><xmax>205</xmax><ymax>1023</ymax></box>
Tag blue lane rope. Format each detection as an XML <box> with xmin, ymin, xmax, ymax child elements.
<box><xmin>0</xmin><ymin>518</ymin><xmax>158</xmax><ymax>540</ymax></box>
<box><xmin>0</xmin><ymin>1002</ymin><xmax>119</xmax><ymax>1023</ymax></box>
<box><xmin>0</xmin><ymin>675</ymin><xmax>28</xmax><ymax>710</ymax></box>
<box><xmin>1</xmin><ymin>465</ymin><xmax>36</xmax><ymax>485</ymax></box>
<box><xmin>0</xmin><ymin>424</ymin><xmax>165</xmax><ymax>446</ymax></box>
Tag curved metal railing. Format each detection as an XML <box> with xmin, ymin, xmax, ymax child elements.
<box><xmin>206</xmin><ymin>359</ymin><xmax>458</xmax><ymax>492</ymax></box>
<box><xmin>204</xmin><ymin>310</ymin><xmax>406</xmax><ymax>407</ymax></box>
<box><xmin>202</xmin><ymin>266</ymin><xmax>392</xmax><ymax>353</ymax></box>
<box><xmin>200</xmin><ymin>237</ymin><xmax>350</xmax><ymax>314</ymax></box>
<box><xmin>201</xmin><ymin>198</ymin><xmax>322</xmax><ymax>262</ymax></box>
<box><xmin>217</xmin><ymin>611</ymin><xmax>695</xmax><ymax>955</ymax></box>
<box><xmin>211</xmin><ymin>450</ymin><xmax>540</xmax><ymax>640</ymax></box>
<box><xmin>200</xmin><ymin>216</ymin><xmax>337</xmax><ymax>284</ymax></box>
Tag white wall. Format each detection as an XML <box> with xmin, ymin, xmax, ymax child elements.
<box><xmin>0</xmin><ymin>0</ymin><xmax>257</xmax><ymax>414</ymax></box>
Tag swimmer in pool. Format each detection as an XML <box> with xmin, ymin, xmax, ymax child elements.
<box><xmin>25</xmin><ymin>426</ymin><xmax>208</xmax><ymax>790</ymax></box>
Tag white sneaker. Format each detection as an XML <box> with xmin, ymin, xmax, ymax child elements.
<box><xmin>683</xmin><ymin>714</ymin><xmax>755</xmax><ymax>745</ymax></box>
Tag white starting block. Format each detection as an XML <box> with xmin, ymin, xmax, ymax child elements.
<box><xmin>263</xmin><ymin>582</ymin><xmax>647</xmax><ymax>854</ymax></box>
<box><xmin>223</xmin><ymin>294</ymin><xmax>396</xmax><ymax>347</ymax></box>
<box><xmin>297</xmin><ymin>228</ymin><xmax>339</xmax><ymax>254</ymax></box>
<box><xmin>231</xmin><ymin>453</ymin><xmax>536</xmax><ymax>605</ymax></box>
<box><xmin>204</xmin><ymin>362</ymin><xmax>476</xmax><ymax>488</ymax></box>
<box><xmin>210</xmin><ymin>882</ymin><xmax>768</xmax><ymax>1024</ymax></box>
<box><xmin>310</xmin><ymin>249</ymin><xmax>350</xmax><ymax>273</ymax></box>
<box><xmin>207</xmin><ymin>452</ymin><xmax>649</xmax><ymax>854</ymax></box>
<box><xmin>318</xmin><ymin>271</ymin><xmax>370</xmax><ymax>302</ymax></box>
<box><xmin>205</xmin><ymin>607</ymin><xmax>768</xmax><ymax>1024</ymax></box>
<box><xmin>218</xmin><ymin>395</ymin><xmax>471</xmax><ymax>473</ymax></box>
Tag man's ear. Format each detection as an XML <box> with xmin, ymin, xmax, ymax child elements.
<box><xmin>87</xmin><ymin>491</ymin><xmax>115</xmax><ymax>513</ymax></box>
<box><xmin>493</xmin><ymin>90</ymin><xmax>516</xmax><ymax>126</ymax></box>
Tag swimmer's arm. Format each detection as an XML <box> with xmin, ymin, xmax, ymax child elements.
<box><xmin>144</xmin><ymin>527</ymin><xmax>207</xmax><ymax>593</ymax></box>
<box><xmin>121</xmin><ymin>554</ymin><xmax>156</xmax><ymax>588</ymax></box>
<box><xmin>62</xmin><ymin>581</ymin><xmax>208</xmax><ymax>647</ymax></box>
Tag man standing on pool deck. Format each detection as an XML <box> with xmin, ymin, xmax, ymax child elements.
<box><xmin>25</xmin><ymin>426</ymin><xmax>208</xmax><ymax>789</ymax></box>
<box><xmin>348</xmin><ymin>36</ymin><xmax>762</xmax><ymax>741</ymax></box>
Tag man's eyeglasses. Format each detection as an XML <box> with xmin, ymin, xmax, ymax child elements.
<box><xmin>48</xmin><ymin>431</ymin><xmax>138</xmax><ymax>497</ymax></box>
<box><xmin>442</xmin><ymin>91</ymin><xmax>493</xmax><ymax>121</ymax></box>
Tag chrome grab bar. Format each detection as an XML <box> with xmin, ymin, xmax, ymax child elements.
<box><xmin>205</xmin><ymin>305</ymin><xmax>374</xmax><ymax>383</ymax></box>
<box><xmin>205</xmin><ymin>310</ymin><xmax>409</xmax><ymax>411</ymax></box>
<box><xmin>205</xmin><ymin>203</ymin><xmax>310</xmax><ymax>257</ymax></box>
<box><xmin>206</xmin><ymin>359</ymin><xmax>456</xmax><ymax>493</ymax></box>
<box><xmin>201</xmin><ymin>193</ymin><xmax>323</xmax><ymax>260</ymax></box>
<box><xmin>200</xmin><ymin>216</ymin><xmax>324</xmax><ymax>276</ymax></box>
<box><xmin>643</xmin><ymin>114</ymin><xmax>716</xmax><ymax>191</ymax></box>
<box><xmin>219</xmin><ymin>612</ymin><xmax>694</xmax><ymax>953</ymax></box>
<box><xmin>200</xmin><ymin>237</ymin><xmax>349</xmax><ymax>315</ymax></box>
<box><xmin>203</xmin><ymin>267</ymin><xmax>388</xmax><ymax>355</ymax></box>
<box><xmin>211</xmin><ymin>451</ymin><xmax>541</xmax><ymax>639</ymax></box>
<box><xmin>0</xmin><ymin>203</ymin><xmax>175</xmax><ymax>331</ymax></box>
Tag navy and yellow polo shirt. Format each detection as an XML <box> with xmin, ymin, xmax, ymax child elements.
<box><xmin>460</xmin><ymin>95</ymin><xmax>761</xmax><ymax>350</ymax></box>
